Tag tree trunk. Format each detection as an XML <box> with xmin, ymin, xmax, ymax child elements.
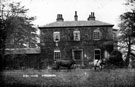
<box><xmin>126</xmin><ymin>36</ymin><xmax>131</xmax><ymax>67</ymax></box>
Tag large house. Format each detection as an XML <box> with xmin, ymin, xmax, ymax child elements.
<box><xmin>38</xmin><ymin>11</ymin><xmax>115</xmax><ymax>67</ymax></box>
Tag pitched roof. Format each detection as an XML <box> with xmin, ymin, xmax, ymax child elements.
<box><xmin>39</xmin><ymin>20</ymin><xmax>114</xmax><ymax>28</ymax></box>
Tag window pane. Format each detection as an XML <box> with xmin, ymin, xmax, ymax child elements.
<box><xmin>93</xmin><ymin>31</ymin><xmax>100</xmax><ymax>40</ymax></box>
<box><xmin>95</xmin><ymin>50</ymin><xmax>101</xmax><ymax>60</ymax></box>
<box><xmin>53</xmin><ymin>32</ymin><xmax>60</xmax><ymax>42</ymax></box>
<box><xmin>54</xmin><ymin>52</ymin><xmax>61</xmax><ymax>60</ymax></box>
<box><xmin>74</xmin><ymin>31</ymin><xmax>80</xmax><ymax>41</ymax></box>
<box><xmin>95</xmin><ymin>55</ymin><xmax>100</xmax><ymax>59</ymax></box>
<box><xmin>74</xmin><ymin>51</ymin><xmax>81</xmax><ymax>60</ymax></box>
<box><xmin>95</xmin><ymin>50</ymin><xmax>100</xmax><ymax>54</ymax></box>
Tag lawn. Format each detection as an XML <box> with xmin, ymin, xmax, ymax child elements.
<box><xmin>1</xmin><ymin>68</ymin><xmax>135</xmax><ymax>87</ymax></box>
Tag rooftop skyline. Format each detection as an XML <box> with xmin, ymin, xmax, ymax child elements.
<box><xmin>4</xmin><ymin>0</ymin><xmax>129</xmax><ymax>29</ymax></box>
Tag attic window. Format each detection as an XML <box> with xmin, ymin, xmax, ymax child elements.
<box><xmin>73</xmin><ymin>30</ymin><xmax>80</xmax><ymax>41</ymax></box>
<box><xmin>53</xmin><ymin>32</ymin><xmax>60</xmax><ymax>42</ymax></box>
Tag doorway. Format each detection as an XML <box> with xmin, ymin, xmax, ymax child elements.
<box><xmin>72</xmin><ymin>49</ymin><xmax>83</xmax><ymax>66</ymax></box>
<box><xmin>94</xmin><ymin>49</ymin><xmax>101</xmax><ymax>60</ymax></box>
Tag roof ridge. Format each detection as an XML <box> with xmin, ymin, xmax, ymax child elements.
<box><xmin>40</xmin><ymin>20</ymin><xmax>114</xmax><ymax>28</ymax></box>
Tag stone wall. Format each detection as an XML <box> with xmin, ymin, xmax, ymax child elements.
<box><xmin>40</xmin><ymin>26</ymin><xmax>114</xmax><ymax>67</ymax></box>
<box><xmin>4</xmin><ymin>54</ymin><xmax>42</xmax><ymax>69</ymax></box>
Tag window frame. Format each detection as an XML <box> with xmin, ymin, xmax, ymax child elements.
<box><xmin>73</xmin><ymin>30</ymin><xmax>80</xmax><ymax>41</ymax></box>
<box><xmin>93</xmin><ymin>29</ymin><xmax>101</xmax><ymax>40</ymax></box>
<box><xmin>53</xmin><ymin>32</ymin><xmax>60</xmax><ymax>42</ymax></box>
<box><xmin>54</xmin><ymin>49</ymin><xmax>61</xmax><ymax>60</ymax></box>
<box><xmin>94</xmin><ymin>49</ymin><xmax>101</xmax><ymax>60</ymax></box>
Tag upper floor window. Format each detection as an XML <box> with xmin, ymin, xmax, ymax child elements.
<box><xmin>73</xmin><ymin>30</ymin><xmax>80</xmax><ymax>41</ymax></box>
<box><xmin>93</xmin><ymin>29</ymin><xmax>101</xmax><ymax>40</ymax></box>
<box><xmin>53</xmin><ymin>32</ymin><xmax>60</xmax><ymax>42</ymax></box>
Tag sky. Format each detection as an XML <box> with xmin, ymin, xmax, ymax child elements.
<box><xmin>7</xmin><ymin>0</ymin><xmax>129</xmax><ymax>29</ymax></box>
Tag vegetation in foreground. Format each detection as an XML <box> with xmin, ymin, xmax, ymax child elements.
<box><xmin>1</xmin><ymin>68</ymin><xmax>135</xmax><ymax>87</ymax></box>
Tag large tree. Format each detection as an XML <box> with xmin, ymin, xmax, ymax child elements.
<box><xmin>0</xmin><ymin>0</ymin><xmax>8</xmax><ymax>71</ymax></box>
<box><xmin>0</xmin><ymin>1</ymin><xmax>39</xmax><ymax>70</ymax></box>
<box><xmin>3</xmin><ymin>2</ymin><xmax>38</xmax><ymax>48</ymax></box>
<box><xmin>118</xmin><ymin>0</ymin><xmax>135</xmax><ymax>66</ymax></box>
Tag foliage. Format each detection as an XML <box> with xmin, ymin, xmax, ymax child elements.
<box><xmin>0</xmin><ymin>5</ymin><xmax>7</xmax><ymax>71</ymax></box>
<box><xmin>118</xmin><ymin>0</ymin><xmax>135</xmax><ymax>66</ymax></box>
<box><xmin>0</xmin><ymin>1</ymin><xmax>39</xmax><ymax>71</ymax></box>
<box><xmin>1</xmin><ymin>2</ymin><xmax>39</xmax><ymax>49</ymax></box>
<box><xmin>118</xmin><ymin>11</ymin><xmax>135</xmax><ymax>49</ymax></box>
<box><xmin>0</xmin><ymin>19</ymin><xmax>6</xmax><ymax>50</ymax></box>
<box><xmin>109</xmin><ymin>50</ymin><xmax>124</xmax><ymax>67</ymax></box>
<box><xmin>125</xmin><ymin>0</ymin><xmax>135</xmax><ymax>8</ymax></box>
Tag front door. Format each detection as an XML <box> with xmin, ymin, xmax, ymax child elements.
<box><xmin>94</xmin><ymin>49</ymin><xmax>101</xmax><ymax>60</ymax></box>
<box><xmin>72</xmin><ymin>49</ymin><xmax>83</xmax><ymax>66</ymax></box>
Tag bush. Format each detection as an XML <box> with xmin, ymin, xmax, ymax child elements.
<box><xmin>109</xmin><ymin>50</ymin><xmax>124</xmax><ymax>67</ymax></box>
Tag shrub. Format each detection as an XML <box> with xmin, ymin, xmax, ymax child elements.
<box><xmin>108</xmin><ymin>50</ymin><xmax>124</xmax><ymax>67</ymax></box>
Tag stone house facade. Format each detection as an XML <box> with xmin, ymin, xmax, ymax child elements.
<box><xmin>39</xmin><ymin>11</ymin><xmax>115</xmax><ymax>67</ymax></box>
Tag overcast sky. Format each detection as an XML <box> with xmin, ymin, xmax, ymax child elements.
<box><xmin>9</xmin><ymin>0</ymin><xmax>128</xmax><ymax>29</ymax></box>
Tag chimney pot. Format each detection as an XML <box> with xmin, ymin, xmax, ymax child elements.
<box><xmin>91</xmin><ymin>12</ymin><xmax>93</xmax><ymax>16</ymax></box>
<box><xmin>56</xmin><ymin>14</ymin><xmax>64</xmax><ymax>22</ymax></box>
<box><xmin>87</xmin><ymin>12</ymin><xmax>95</xmax><ymax>21</ymax></box>
<box><xmin>92</xmin><ymin>12</ymin><xmax>95</xmax><ymax>17</ymax></box>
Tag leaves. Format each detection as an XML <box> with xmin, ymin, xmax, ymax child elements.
<box><xmin>0</xmin><ymin>2</ymin><xmax>39</xmax><ymax>48</ymax></box>
<box><xmin>118</xmin><ymin>7</ymin><xmax>135</xmax><ymax>66</ymax></box>
<box><xmin>118</xmin><ymin>11</ymin><xmax>135</xmax><ymax>41</ymax></box>
<box><xmin>125</xmin><ymin>0</ymin><xmax>135</xmax><ymax>8</ymax></box>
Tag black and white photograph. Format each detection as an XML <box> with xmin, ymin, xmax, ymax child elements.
<box><xmin>0</xmin><ymin>0</ymin><xmax>135</xmax><ymax>87</ymax></box>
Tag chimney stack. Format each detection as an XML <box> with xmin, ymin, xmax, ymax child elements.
<box><xmin>74</xmin><ymin>11</ymin><xmax>78</xmax><ymax>21</ymax></box>
<box><xmin>56</xmin><ymin>14</ymin><xmax>64</xmax><ymax>22</ymax></box>
<box><xmin>87</xmin><ymin>12</ymin><xmax>95</xmax><ymax>21</ymax></box>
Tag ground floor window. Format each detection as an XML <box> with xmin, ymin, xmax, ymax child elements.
<box><xmin>94</xmin><ymin>49</ymin><xmax>101</xmax><ymax>60</ymax></box>
<box><xmin>54</xmin><ymin>49</ymin><xmax>61</xmax><ymax>60</ymax></box>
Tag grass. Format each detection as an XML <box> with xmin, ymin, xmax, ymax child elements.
<box><xmin>1</xmin><ymin>68</ymin><xmax>135</xmax><ymax>87</ymax></box>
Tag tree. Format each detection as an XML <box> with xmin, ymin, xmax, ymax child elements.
<box><xmin>0</xmin><ymin>1</ymin><xmax>39</xmax><ymax>70</ymax></box>
<box><xmin>3</xmin><ymin>2</ymin><xmax>39</xmax><ymax>48</ymax></box>
<box><xmin>109</xmin><ymin>50</ymin><xmax>124</xmax><ymax>67</ymax></box>
<box><xmin>0</xmin><ymin>0</ymin><xmax>8</xmax><ymax>71</ymax></box>
<box><xmin>118</xmin><ymin>0</ymin><xmax>135</xmax><ymax>66</ymax></box>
